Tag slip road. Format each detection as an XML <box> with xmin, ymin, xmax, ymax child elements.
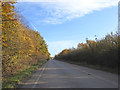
<box><xmin>18</xmin><ymin>59</ymin><xmax>118</xmax><ymax>88</ymax></box>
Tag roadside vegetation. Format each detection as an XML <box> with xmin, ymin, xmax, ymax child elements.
<box><xmin>55</xmin><ymin>32</ymin><xmax>119</xmax><ymax>73</ymax></box>
<box><xmin>2</xmin><ymin>60</ymin><xmax>47</xmax><ymax>88</ymax></box>
<box><xmin>2</xmin><ymin>2</ymin><xmax>50</xmax><ymax>88</ymax></box>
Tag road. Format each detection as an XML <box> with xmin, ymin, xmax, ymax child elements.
<box><xmin>18</xmin><ymin>59</ymin><xmax>118</xmax><ymax>88</ymax></box>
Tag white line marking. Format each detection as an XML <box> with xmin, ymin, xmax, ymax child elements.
<box><xmin>32</xmin><ymin>61</ymin><xmax>48</xmax><ymax>88</ymax></box>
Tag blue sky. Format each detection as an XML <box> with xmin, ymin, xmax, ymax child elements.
<box><xmin>15</xmin><ymin>0</ymin><xmax>118</xmax><ymax>57</ymax></box>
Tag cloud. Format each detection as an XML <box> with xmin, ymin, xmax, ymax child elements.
<box><xmin>17</xmin><ymin>0</ymin><xmax>118</xmax><ymax>24</ymax></box>
<box><xmin>47</xmin><ymin>40</ymin><xmax>78</xmax><ymax>57</ymax></box>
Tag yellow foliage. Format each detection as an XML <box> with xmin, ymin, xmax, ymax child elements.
<box><xmin>2</xmin><ymin>2</ymin><xmax>50</xmax><ymax>78</ymax></box>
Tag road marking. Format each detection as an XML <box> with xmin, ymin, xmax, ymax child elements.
<box><xmin>32</xmin><ymin>61</ymin><xmax>48</xmax><ymax>88</ymax></box>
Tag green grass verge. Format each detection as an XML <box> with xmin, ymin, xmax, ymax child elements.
<box><xmin>2</xmin><ymin>60</ymin><xmax>47</xmax><ymax>88</ymax></box>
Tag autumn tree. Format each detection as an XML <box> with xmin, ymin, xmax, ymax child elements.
<box><xmin>55</xmin><ymin>32</ymin><xmax>119</xmax><ymax>70</ymax></box>
<box><xmin>2</xmin><ymin>2</ymin><xmax>50</xmax><ymax>80</ymax></box>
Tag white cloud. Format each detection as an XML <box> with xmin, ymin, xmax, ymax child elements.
<box><xmin>17</xmin><ymin>0</ymin><xmax>119</xmax><ymax>24</ymax></box>
<box><xmin>47</xmin><ymin>40</ymin><xmax>78</xmax><ymax>57</ymax></box>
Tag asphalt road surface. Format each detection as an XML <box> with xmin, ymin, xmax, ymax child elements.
<box><xmin>18</xmin><ymin>59</ymin><xmax>118</xmax><ymax>88</ymax></box>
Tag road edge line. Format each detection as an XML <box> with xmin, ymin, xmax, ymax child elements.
<box><xmin>32</xmin><ymin>60</ymin><xmax>48</xmax><ymax>88</ymax></box>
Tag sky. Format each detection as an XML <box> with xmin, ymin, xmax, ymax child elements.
<box><xmin>15</xmin><ymin>0</ymin><xmax>118</xmax><ymax>57</ymax></box>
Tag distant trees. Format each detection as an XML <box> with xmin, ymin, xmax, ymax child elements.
<box><xmin>2</xmin><ymin>2</ymin><xmax>50</xmax><ymax>80</ymax></box>
<box><xmin>55</xmin><ymin>32</ymin><xmax>119</xmax><ymax>70</ymax></box>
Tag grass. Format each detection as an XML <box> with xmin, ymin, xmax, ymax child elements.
<box><xmin>2</xmin><ymin>60</ymin><xmax>47</xmax><ymax>88</ymax></box>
